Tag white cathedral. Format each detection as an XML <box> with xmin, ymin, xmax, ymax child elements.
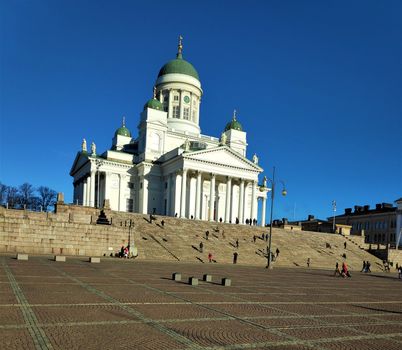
<box><xmin>70</xmin><ymin>38</ymin><xmax>270</xmax><ymax>226</ymax></box>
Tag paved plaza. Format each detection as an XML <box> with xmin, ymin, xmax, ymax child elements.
<box><xmin>1</xmin><ymin>255</ymin><xmax>401</xmax><ymax>350</ymax></box>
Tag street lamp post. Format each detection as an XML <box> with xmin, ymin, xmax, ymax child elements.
<box><xmin>95</xmin><ymin>160</ymin><xmax>104</xmax><ymax>208</ymax></box>
<box><xmin>266</xmin><ymin>166</ymin><xmax>287</xmax><ymax>269</ymax></box>
<box><xmin>332</xmin><ymin>200</ymin><xmax>337</xmax><ymax>233</ymax></box>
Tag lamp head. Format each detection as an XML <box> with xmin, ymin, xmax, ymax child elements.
<box><xmin>281</xmin><ymin>189</ymin><xmax>287</xmax><ymax>197</ymax></box>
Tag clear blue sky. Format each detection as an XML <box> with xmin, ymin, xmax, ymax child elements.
<box><xmin>1</xmin><ymin>0</ymin><xmax>401</xmax><ymax>221</ymax></box>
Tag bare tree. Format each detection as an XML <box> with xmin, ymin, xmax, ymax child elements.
<box><xmin>37</xmin><ymin>186</ymin><xmax>57</xmax><ymax>211</ymax></box>
<box><xmin>18</xmin><ymin>183</ymin><xmax>35</xmax><ymax>208</ymax></box>
<box><xmin>0</xmin><ymin>182</ymin><xmax>6</xmax><ymax>205</ymax></box>
<box><xmin>6</xmin><ymin>186</ymin><xmax>18</xmax><ymax>208</ymax></box>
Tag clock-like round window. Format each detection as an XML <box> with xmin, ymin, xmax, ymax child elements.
<box><xmin>183</xmin><ymin>96</ymin><xmax>190</xmax><ymax>103</ymax></box>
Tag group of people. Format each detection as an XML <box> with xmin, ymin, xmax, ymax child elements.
<box><xmin>334</xmin><ymin>261</ymin><xmax>351</xmax><ymax>278</ymax></box>
<box><xmin>118</xmin><ymin>245</ymin><xmax>130</xmax><ymax>258</ymax></box>
<box><xmin>360</xmin><ymin>261</ymin><xmax>372</xmax><ymax>273</ymax></box>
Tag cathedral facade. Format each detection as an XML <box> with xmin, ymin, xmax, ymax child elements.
<box><xmin>70</xmin><ymin>38</ymin><xmax>269</xmax><ymax>226</ymax></box>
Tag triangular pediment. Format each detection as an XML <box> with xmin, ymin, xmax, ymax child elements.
<box><xmin>70</xmin><ymin>152</ymin><xmax>90</xmax><ymax>175</ymax></box>
<box><xmin>183</xmin><ymin>146</ymin><xmax>262</xmax><ymax>172</ymax></box>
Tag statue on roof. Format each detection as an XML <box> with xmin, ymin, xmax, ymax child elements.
<box><xmin>263</xmin><ymin>176</ymin><xmax>267</xmax><ymax>188</ymax></box>
<box><xmin>220</xmin><ymin>132</ymin><xmax>227</xmax><ymax>146</ymax></box>
<box><xmin>91</xmin><ymin>142</ymin><xmax>96</xmax><ymax>156</ymax></box>
<box><xmin>183</xmin><ymin>138</ymin><xmax>190</xmax><ymax>152</ymax></box>
<box><xmin>252</xmin><ymin>153</ymin><xmax>259</xmax><ymax>165</ymax></box>
<box><xmin>82</xmin><ymin>138</ymin><xmax>87</xmax><ymax>152</ymax></box>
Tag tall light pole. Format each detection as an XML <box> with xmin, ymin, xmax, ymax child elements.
<box><xmin>266</xmin><ymin>166</ymin><xmax>287</xmax><ymax>269</ymax></box>
<box><xmin>95</xmin><ymin>159</ymin><xmax>104</xmax><ymax>208</ymax></box>
<box><xmin>332</xmin><ymin>200</ymin><xmax>337</xmax><ymax>233</ymax></box>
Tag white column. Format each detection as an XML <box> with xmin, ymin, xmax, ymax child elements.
<box><xmin>168</xmin><ymin>89</ymin><xmax>173</xmax><ymax>118</ymax></box>
<box><xmin>209</xmin><ymin>174</ymin><xmax>216</xmax><ymax>221</ymax></box>
<box><xmin>83</xmin><ymin>180</ymin><xmax>87</xmax><ymax>206</ymax></box>
<box><xmin>261</xmin><ymin>196</ymin><xmax>267</xmax><ymax>227</ymax></box>
<box><xmin>179</xmin><ymin>90</ymin><xmax>184</xmax><ymax>119</ymax></box>
<box><xmin>118</xmin><ymin>174</ymin><xmax>126</xmax><ymax>211</ymax></box>
<box><xmin>166</xmin><ymin>175</ymin><xmax>171</xmax><ymax>216</ymax></box>
<box><xmin>190</xmin><ymin>92</ymin><xmax>193</xmax><ymax>121</ymax></box>
<box><xmin>174</xmin><ymin>172</ymin><xmax>181</xmax><ymax>217</ymax></box>
<box><xmin>238</xmin><ymin>179</ymin><xmax>245</xmax><ymax>223</ymax></box>
<box><xmin>180</xmin><ymin>169</ymin><xmax>187</xmax><ymax>218</ymax></box>
<box><xmin>251</xmin><ymin>181</ymin><xmax>257</xmax><ymax>221</ymax></box>
<box><xmin>86</xmin><ymin>177</ymin><xmax>91</xmax><ymax>206</ymax></box>
<box><xmin>90</xmin><ymin>171</ymin><xmax>96</xmax><ymax>207</ymax></box>
<box><xmin>225</xmin><ymin>177</ymin><xmax>232</xmax><ymax>223</ymax></box>
<box><xmin>195</xmin><ymin>171</ymin><xmax>202</xmax><ymax>220</ymax></box>
<box><xmin>104</xmin><ymin>172</ymin><xmax>110</xmax><ymax>203</ymax></box>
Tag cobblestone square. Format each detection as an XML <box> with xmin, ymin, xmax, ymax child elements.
<box><xmin>1</xmin><ymin>255</ymin><xmax>401</xmax><ymax>349</ymax></box>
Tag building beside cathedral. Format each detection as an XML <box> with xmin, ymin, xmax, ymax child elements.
<box><xmin>70</xmin><ymin>38</ymin><xmax>269</xmax><ymax>226</ymax></box>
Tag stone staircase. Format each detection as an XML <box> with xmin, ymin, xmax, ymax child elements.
<box><xmin>115</xmin><ymin>214</ymin><xmax>384</xmax><ymax>271</ymax></box>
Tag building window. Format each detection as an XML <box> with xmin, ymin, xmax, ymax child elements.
<box><xmin>150</xmin><ymin>132</ymin><xmax>161</xmax><ymax>152</ymax></box>
<box><xmin>165</xmin><ymin>182</ymin><xmax>168</xmax><ymax>189</ymax></box>
<box><xmin>126</xmin><ymin>199</ymin><xmax>134</xmax><ymax>212</ymax></box>
<box><xmin>173</xmin><ymin>106</ymin><xmax>180</xmax><ymax>118</ymax></box>
<box><xmin>183</xmin><ymin>107</ymin><xmax>190</xmax><ymax>120</ymax></box>
<box><xmin>140</xmin><ymin>182</ymin><xmax>143</xmax><ymax>189</ymax></box>
<box><xmin>127</xmin><ymin>182</ymin><xmax>134</xmax><ymax>189</ymax></box>
<box><xmin>174</xmin><ymin>95</ymin><xmax>179</xmax><ymax>101</ymax></box>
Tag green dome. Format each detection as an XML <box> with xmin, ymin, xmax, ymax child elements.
<box><xmin>158</xmin><ymin>58</ymin><xmax>199</xmax><ymax>80</ymax></box>
<box><xmin>225</xmin><ymin>119</ymin><xmax>243</xmax><ymax>132</ymax></box>
<box><xmin>144</xmin><ymin>98</ymin><xmax>163</xmax><ymax>111</ymax></box>
<box><xmin>115</xmin><ymin>126</ymin><xmax>131</xmax><ymax>137</ymax></box>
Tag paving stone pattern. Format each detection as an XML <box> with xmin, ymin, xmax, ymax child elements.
<box><xmin>1</xmin><ymin>255</ymin><xmax>402</xmax><ymax>350</ymax></box>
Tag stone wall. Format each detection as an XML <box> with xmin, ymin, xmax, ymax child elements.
<box><xmin>0</xmin><ymin>205</ymin><xmax>138</xmax><ymax>257</ymax></box>
<box><xmin>388</xmin><ymin>249</ymin><xmax>402</xmax><ymax>267</ymax></box>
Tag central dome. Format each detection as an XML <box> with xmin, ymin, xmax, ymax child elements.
<box><xmin>158</xmin><ymin>58</ymin><xmax>199</xmax><ymax>80</ymax></box>
<box><xmin>157</xmin><ymin>36</ymin><xmax>199</xmax><ymax>81</ymax></box>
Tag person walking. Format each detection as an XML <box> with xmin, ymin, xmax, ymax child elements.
<box><xmin>334</xmin><ymin>262</ymin><xmax>341</xmax><ymax>276</ymax></box>
<box><xmin>236</xmin><ymin>239</ymin><xmax>239</xmax><ymax>249</ymax></box>
<box><xmin>307</xmin><ymin>258</ymin><xmax>311</xmax><ymax>268</ymax></box>
<box><xmin>208</xmin><ymin>252</ymin><xmax>212</xmax><ymax>263</ymax></box>
<box><xmin>233</xmin><ymin>252</ymin><xmax>238</xmax><ymax>264</ymax></box>
<box><xmin>366</xmin><ymin>261</ymin><xmax>371</xmax><ymax>273</ymax></box>
<box><xmin>276</xmin><ymin>248</ymin><xmax>280</xmax><ymax>258</ymax></box>
<box><xmin>253</xmin><ymin>235</ymin><xmax>256</xmax><ymax>243</ymax></box>
<box><xmin>199</xmin><ymin>242</ymin><xmax>203</xmax><ymax>253</ymax></box>
<box><xmin>344</xmin><ymin>241</ymin><xmax>347</xmax><ymax>249</ymax></box>
<box><xmin>205</xmin><ymin>231</ymin><xmax>209</xmax><ymax>240</ymax></box>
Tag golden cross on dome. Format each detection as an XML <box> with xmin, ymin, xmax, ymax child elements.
<box><xmin>122</xmin><ymin>116</ymin><xmax>126</xmax><ymax>127</ymax></box>
<box><xmin>233</xmin><ymin>109</ymin><xmax>237</xmax><ymax>121</ymax></box>
<box><xmin>153</xmin><ymin>86</ymin><xmax>156</xmax><ymax>99</ymax></box>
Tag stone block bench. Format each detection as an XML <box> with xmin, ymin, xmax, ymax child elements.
<box><xmin>189</xmin><ymin>277</ymin><xmax>198</xmax><ymax>286</ymax></box>
<box><xmin>222</xmin><ymin>278</ymin><xmax>231</xmax><ymax>286</ymax></box>
<box><xmin>17</xmin><ymin>254</ymin><xmax>28</xmax><ymax>261</ymax></box>
<box><xmin>89</xmin><ymin>257</ymin><xmax>100</xmax><ymax>263</ymax></box>
<box><xmin>54</xmin><ymin>256</ymin><xmax>66</xmax><ymax>262</ymax></box>
<box><xmin>172</xmin><ymin>272</ymin><xmax>181</xmax><ymax>281</ymax></box>
<box><xmin>203</xmin><ymin>274</ymin><xmax>212</xmax><ymax>282</ymax></box>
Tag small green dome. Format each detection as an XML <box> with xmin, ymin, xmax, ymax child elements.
<box><xmin>144</xmin><ymin>98</ymin><xmax>163</xmax><ymax>111</ymax></box>
<box><xmin>158</xmin><ymin>58</ymin><xmax>199</xmax><ymax>80</ymax></box>
<box><xmin>224</xmin><ymin>110</ymin><xmax>243</xmax><ymax>132</ymax></box>
<box><xmin>225</xmin><ymin>119</ymin><xmax>243</xmax><ymax>132</ymax></box>
<box><xmin>115</xmin><ymin>126</ymin><xmax>131</xmax><ymax>137</ymax></box>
